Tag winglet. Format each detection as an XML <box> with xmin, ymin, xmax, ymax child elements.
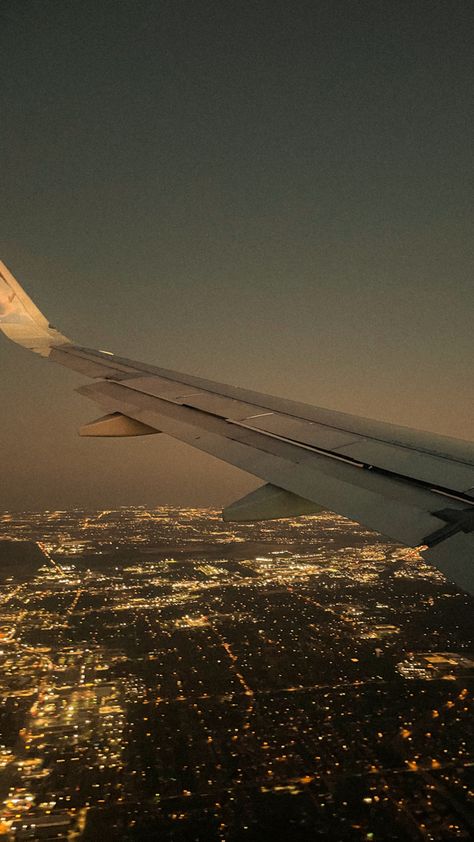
<box><xmin>0</xmin><ymin>260</ymin><xmax>70</xmax><ymax>357</ymax></box>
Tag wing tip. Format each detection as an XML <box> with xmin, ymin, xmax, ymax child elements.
<box><xmin>0</xmin><ymin>259</ymin><xmax>71</xmax><ymax>357</ymax></box>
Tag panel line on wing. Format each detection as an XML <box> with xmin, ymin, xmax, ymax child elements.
<box><xmin>229</xmin><ymin>419</ymin><xmax>474</xmax><ymax>506</ymax></box>
<box><xmin>71</xmin><ymin>346</ymin><xmax>474</xmax><ymax>466</ymax></box>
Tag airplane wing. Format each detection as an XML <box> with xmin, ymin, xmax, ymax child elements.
<box><xmin>1</xmin><ymin>259</ymin><xmax>473</xmax><ymax>594</ymax></box>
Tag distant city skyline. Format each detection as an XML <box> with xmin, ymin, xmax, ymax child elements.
<box><xmin>1</xmin><ymin>0</ymin><xmax>473</xmax><ymax>508</ymax></box>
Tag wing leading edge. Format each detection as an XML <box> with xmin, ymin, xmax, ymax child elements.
<box><xmin>1</xmin><ymin>260</ymin><xmax>473</xmax><ymax>594</ymax></box>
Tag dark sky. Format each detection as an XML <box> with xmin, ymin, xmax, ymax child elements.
<box><xmin>1</xmin><ymin>0</ymin><xmax>473</xmax><ymax>510</ymax></box>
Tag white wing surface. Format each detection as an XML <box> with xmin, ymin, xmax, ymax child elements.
<box><xmin>1</xmin><ymin>260</ymin><xmax>473</xmax><ymax>593</ymax></box>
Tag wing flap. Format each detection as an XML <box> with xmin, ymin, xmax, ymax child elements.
<box><xmin>231</xmin><ymin>416</ymin><xmax>474</xmax><ymax>493</ymax></box>
<box><xmin>336</xmin><ymin>439</ymin><xmax>474</xmax><ymax>492</ymax></box>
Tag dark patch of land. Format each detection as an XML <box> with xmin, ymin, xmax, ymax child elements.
<box><xmin>0</xmin><ymin>540</ymin><xmax>46</xmax><ymax>581</ymax></box>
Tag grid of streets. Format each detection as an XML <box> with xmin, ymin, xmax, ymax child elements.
<box><xmin>0</xmin><ymin>507</ymin><xmax>473</xmax><ymax>841</ymax></box>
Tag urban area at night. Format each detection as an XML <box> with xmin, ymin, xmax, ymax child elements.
<box><xmin>0</xmin><ymin>508</ymin><xmax>473</xmax><ymax>841</ymax></box>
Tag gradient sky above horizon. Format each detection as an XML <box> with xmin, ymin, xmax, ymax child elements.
<box><xmin>1</xmin><ymin>0</ymin><xmax>473</xmax><ymax>510</ymax></box>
